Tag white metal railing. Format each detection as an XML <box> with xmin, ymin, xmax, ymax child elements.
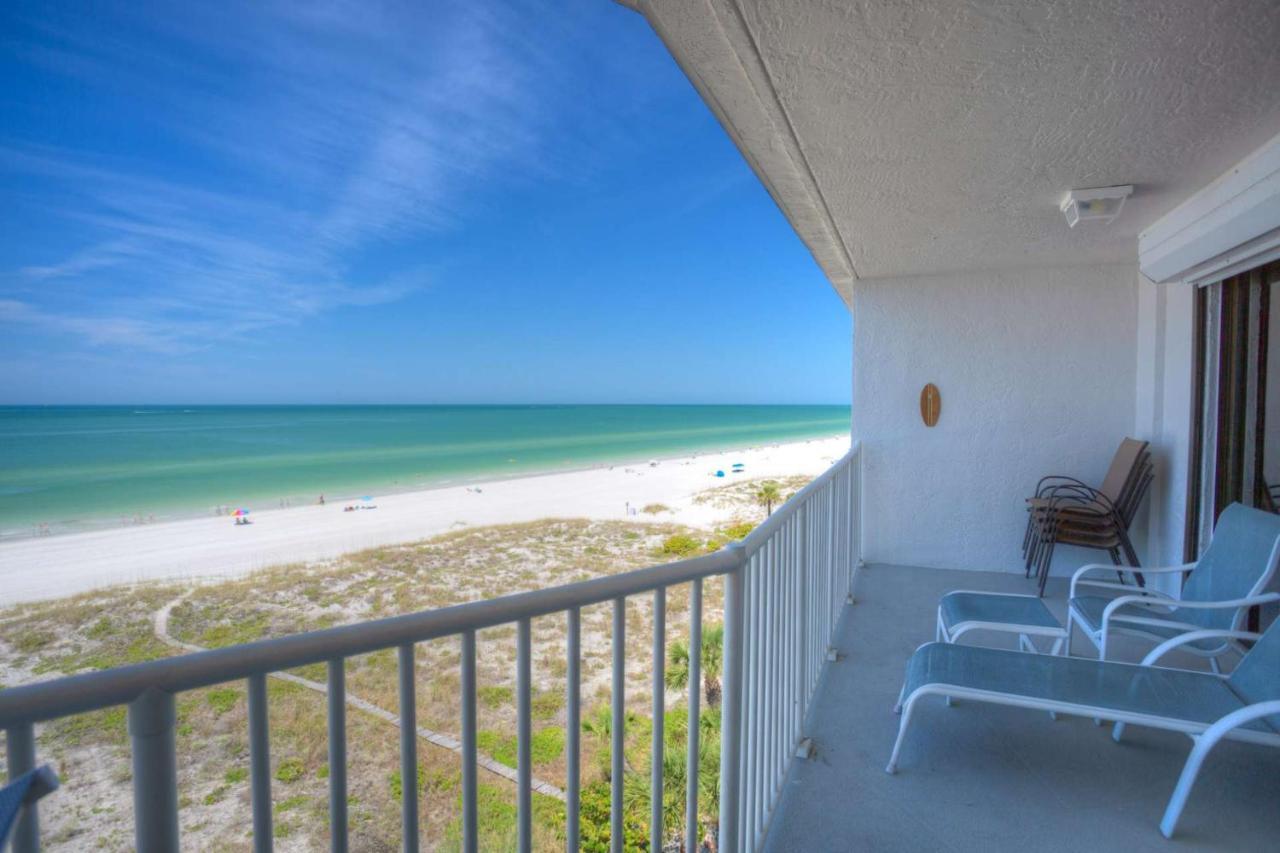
<box><xmin>1</xmin><ymin>443</ymin><xmax>861</xmax><ymax>853</ymax></box>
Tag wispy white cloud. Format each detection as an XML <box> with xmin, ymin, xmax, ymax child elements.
<box><xmin>0</xmin><ymin>0</ymin><xmax>591</xmax><ymax>353</ymax></box>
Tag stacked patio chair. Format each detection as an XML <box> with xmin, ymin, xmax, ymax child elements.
<box><xmin>1263</xmin><ymin>481</ymin><xmax>1280</xmax><ymax>514</ymax></box>
<box><xmin>1022</xmin><ymin>438</ymin><xmax>1153</xmax><ymax>596</ymax></box>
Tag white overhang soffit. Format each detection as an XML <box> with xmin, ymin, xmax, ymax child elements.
<box><xmin>623</xmin><ymin>0</ymin><xmax>1280</xmax><ymax>298</ymax></box>
<box><xmin>1139</xmin><ymin>131</ymin><xmax>1280</xmax><ymax>286</ymax></box>
<box><xmin>620</xmin><ymin>0</ymin><xmax>858</xmax><ymax>305</ymax></box>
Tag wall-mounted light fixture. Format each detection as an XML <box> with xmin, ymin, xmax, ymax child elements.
<box><xmin>1060</xmin><ymin>185</ymin><xmax>1133</xmax><ymax>228</ymax></box>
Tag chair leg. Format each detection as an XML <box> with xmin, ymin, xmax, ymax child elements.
<box><xmin>886</xmin><ymin>696</ymin><xmax>920</xmax><ymax>774</ymax></box>
<box><xmin>1160</xmin><ymin>735</ymin><xmax>1213</xmax><ymax>839</ymax></box>
<box><xmin>1107</xmin><ymin>547</ymin><xmax>1125</xmax><ymax>584</ymax></box>
<box><xmin>1118</xmin><ymin>532</ymin><xmax>1144</xmax><ymax>587</ymax></box>
<box><xmin>893</xmin><ymin>678</ymin><xmax>909</xmax><ymax>715</ymax></box>
<box><xmin>1024</xmin><ymin>526</ymin><xmax>1041</xmax><ymax>577</ymax></box>
<box><xmin>1037</xmin><ymin>538</ymin><xmax>1056</xmax><ymax>596</ymax></box>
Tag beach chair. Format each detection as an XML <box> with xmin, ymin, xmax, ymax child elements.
<box><xmin>887</xmin><ymin>620</ymin><xmax>1280</xmax><ymax>838</ymax></box>
<box><xmin>1067</xmin><ymin>503</ymin><xmax>1280</xmax><ymax>670</ymax></box>
<box><xmin>0</xmin><ymin>765</ymin><xmax>58</xmax><ymax>849</ymax></box>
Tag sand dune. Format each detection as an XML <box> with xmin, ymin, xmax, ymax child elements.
<box><xmin>0</xmin><ymin>435</ymin><xmax>848</xmax><ymax>607</ymax></box>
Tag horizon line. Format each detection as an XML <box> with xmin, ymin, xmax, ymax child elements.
<box><xmin>0</xmin><ymin>401</ymin><xmax>852</xmax><ymax>408</ymax></box>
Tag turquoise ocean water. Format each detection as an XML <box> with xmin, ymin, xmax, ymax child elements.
<box><xmin>0</xmin><ymin>405</ymin><xmax>849</xmax><ymax>539</ymax></box>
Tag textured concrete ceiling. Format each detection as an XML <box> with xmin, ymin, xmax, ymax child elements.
<box><xmin>628</xmin><ymin>0</ymin><xmax>1280</xmax><ymax>297</ymax></box>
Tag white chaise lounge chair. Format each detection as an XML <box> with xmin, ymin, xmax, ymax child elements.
<box><xmin>887</xmin><ymin>620</ymin><xmax>1280</xmax><ymax>838</ymax></box>
<box><xmin>1067</xmin><ymin>503</ymin><xmax>1280</xmax><ymax>669</ymax></box>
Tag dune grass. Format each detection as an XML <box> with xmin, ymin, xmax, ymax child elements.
<box><xmin>0</xmin><ymin>518</ymin><xmax>733</xmax><ymax>851</ymax></box>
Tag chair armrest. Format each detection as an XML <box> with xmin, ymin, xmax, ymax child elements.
<box><xmin>1141</xmin><ymin>630</ymin><xmax>1263</xmax><ymax>667</ymax></box>
<box><xmin>1072</xmin><ymin>579</ymin><xmax>1171</xmax><ymax>598</ymax></box>
<box><xmin>1035</xmin><ymin>475</ymin><xmax>1089</xmax><ymax>497</ymax></box>
<box><xmin>1042</xmin><ymin>485</ymin><xmax>1116</xmax><ymax>514</ymax></box>
<box><xmin>1149</xmin><ymin>592</ymin><xmax>1280</xmax><ymax>611</ymax></box>
<box><xmin>1096</xmin><ymin>594</ymin><xmax>1262</xmax><ymax>640</ymax></box>
<box><xmin>1071</xmin><ymin>563</ymin><xmax>1183</xmax><ymax>597</ymax></box>
<box><xmin>1070</xmin><ymin>563</ymin><xmax>1116</xmax><ymax>597</ymax></box>
<box><xmin>1072</xmin><ymin>561</ymin><xmax>1195</xmax><ymax>597</ymax></box>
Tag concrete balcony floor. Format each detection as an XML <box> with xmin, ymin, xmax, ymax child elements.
<box><xmin>763</xmin><ymin>563</ymin><xmax>1280</xmax><ymax>852</ymax></box>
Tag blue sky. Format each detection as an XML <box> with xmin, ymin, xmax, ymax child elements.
<box><xmin>0</xmin><ymin>0</ymin><xmax>851</xmax><ymax>405</ymax></box>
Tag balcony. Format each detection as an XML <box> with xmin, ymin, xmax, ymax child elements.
<box><xmin>3</xmin><ymin>445</ymin><xmax>1278</xmax><ymax>852</ymax></box>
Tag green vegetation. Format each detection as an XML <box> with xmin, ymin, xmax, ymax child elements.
<box><xmin>206</xmin><ymin>687</ymin><xmax>239</xmax><ymax>715</ymax></box>
<box><xmin>578</xmin><ymin>704</ymin><xmax>722</xmax><ymax>852</ymax></box>
<box><xmin>754</xmin><ymin>481</ymin><xmax>783</xmax><ymax>516</ymax></box>
<box><xmin>531</xmin><ymin>689</ymin><xmax>561</xmax><ymax>721</ymax></box>
<box><xmin>477</xmin><ymin>685</ymin><xmax>513</xmax><ymax>709</ymax></box>
<box><xmin>275</xmin><ymin>795</ymin><xmax>308</xmax><ymax>814</ymax></box>
<box><xmin>475</xmin><ymin>727</ymin><xmax>562</xmax><ymax>767</ymax></box>
<box><xmin>0</xmin><ymin>517</ymin><xmax>743</xmax><ymax>849</ymax></box>
<box><xmin>666</xmin><ymin>623</ymin><xmax>725</xmax><ymax>707</ymax></box>
<box><xmin>531</xmin><ymin>727</ymin><xmax>565</xmax><ymax>764</ymax></box>
<box><xmin>660</xmin><ymin>534</ymin><xmax>706</xmax><ymax>558</ymax></box>
<box><xmin>719</xmin><ymin>521</ymin><xmax>755</xmax><ymax>541</ymax></box>
<box><xmin>640</xmin><ymin>503</ymin><xmax>670</xmax><ymax>515</ymax></box>
<box><xmin>275</xmin><ymin>758</ymin><xmax>305</xmax><ymax>784</ymax></box>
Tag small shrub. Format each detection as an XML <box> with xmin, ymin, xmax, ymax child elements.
<box><xmin>477</xmin><ymin>685</ymin><xmax>513</xmax><ymax>709</ymax></box>
<box><xmin>12</xmin><ymin>629</ymin><xmax>55</xmax><ymax>654</ymax></box>
<box><xmin>275</xmin><ymin>758</ymin><xmax>305</xmax><ymax>784</ymax></box>
<box><xmin>203</xmin><ymin>785</ymin><xmax>229</xmax><ymax>806</ymax></box>
<box><xmin>275</xmin><ymin>795</ymin><xmax>308</xmax><ymax>814</ymax></box>
<box><xmin>641</xmin><ymin>504</ymin><xmax>670</xmax><ymax>515</ymax></box>
<box><xmin>207</xmin><ymin>687</ymin><xmax>239</xmax><ymax>715</ymax></box>
<box><xmin>388</xmin><ymin>766</ymin><xmax>427</xmax><ymax>800</ymax></box>
<box><xmin>720</xmin><ymin>521</ymin><xmax>756</xmax><ymax>541</ymax></box>
<box><xmin>224</xmin><ymin>767</ymin><xmax>248</xmax><ymax>785</ymax></box>
<box><xmin>477</xmin><ymin>730</ymin><xmax>517</xmax><ymax>766</ymax></box>
<box><xmin>530</xmin><ymin>727</ymin><xmax>564</xmax><ymax>764</ymax></box>
<box><xmin>660</xmin><ymin>534</ymin><xmax>702</xmax><ymax>558</ymax></box>
<box><xmin>531</xmin><ymin>690</ymin><xmax>560</xmax><ymax>721</ymax></box>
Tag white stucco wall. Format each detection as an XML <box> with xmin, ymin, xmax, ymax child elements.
<box><xmin>852</xmin><ymin>264</ymin><xmax>1138</xmax><ymax>573</ymax></box>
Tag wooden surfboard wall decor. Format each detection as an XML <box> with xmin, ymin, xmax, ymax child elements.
<box><xmin>920</xmin><ymin>383</ymin><xmax>941</xmax><ymax>427</ymax></box>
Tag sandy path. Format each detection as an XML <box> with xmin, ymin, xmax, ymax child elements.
<box><xmin>151</xmin><ymin>594</ymin><xmax>566</xmax><ymax>800</ymax></box>
<box><xmin>0</xmin><ymin>436</ymin><xmax>848</xmax><ymax>607</ymax></box>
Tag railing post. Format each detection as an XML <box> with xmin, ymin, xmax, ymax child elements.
<box><xmin>798</xmin><ymin>504</ymin><xmax>809</xmax><ymax>718</ymax></box>
<box><xmin>327</xmin><ymin>660</ymin><xmax>349</xmax><ymax>853</ymax></box>
<box><xmin>610</xmin><ymin>597</ymin><xmax>626</xmax><ymax>853</ymax></box>
<box><xmin>7</xmin><ymin>723</ymin><xmax>38</xmax><ymax>853</ymax></box>
<box><xmin>516</xmin><ymin>618</ymin><xmax>532</xmax><ymax>853</ymax></box>
<box><xmin>565</xmin><ymin>608</ymin><xmax>582</xmax><ymax>853</ymax></box>
<box><xmin>684</xmin><ymin>580</ymin><xmax>702</xmax><ymax>853</ymax></box>
<box><xmin>718</xmin><ymin>546</ymin><xmax>746</xmax><ymax>853</ymax></box>
<box><xmin>650</xmin><ymin>587</ymin><xmax>666</xmax><ymax>853</ymax></box>
<box><xmin>397</xmin><ymin>644</ymin><xmax>419</xmax><ymax>853</ymax></box>
<box><xmin>128</xmin><ymin>688</ymin><xmax>179</xmax><ymax>853</ymax></box>
<box><xmin>248</xmin><ymin>673</ymin><xmax>273</xmax><ymax>853</ymax></box>
<box><xmin>460</xmin><ymin>631</ymin><xmax>478</xmax><ymax>853</ymax></box>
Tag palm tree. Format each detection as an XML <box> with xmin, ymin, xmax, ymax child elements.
<box><xmin>755</xmin><ymin>481</ymin><xmax>783</xmax><ymax>516</ymax></box>
<box><xmin>665</xmin><ymin>623</ymin><xmax>724</xmax><ymax>707</ymax></box>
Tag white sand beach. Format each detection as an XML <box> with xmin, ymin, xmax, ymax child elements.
<box><xmin>0</xmin><ymin>435</ymin><xmax>848</xmax><ymax>607</ymax></box>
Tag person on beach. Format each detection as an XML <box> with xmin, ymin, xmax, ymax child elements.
<box><xmin>319</xmin><ymin>494</ymin><xmax>325</xmax><ymax>505</ymax></box>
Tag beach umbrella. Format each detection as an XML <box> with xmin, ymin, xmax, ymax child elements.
<box><xmin>232</xmin><ymin>508</ymin><xmax>249</xmax><ymax>517</ymax></box>
<box><xmin>361</xmin><ymin>495</ymin><xmax>373</xmax><ymax>502</ymax></box>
